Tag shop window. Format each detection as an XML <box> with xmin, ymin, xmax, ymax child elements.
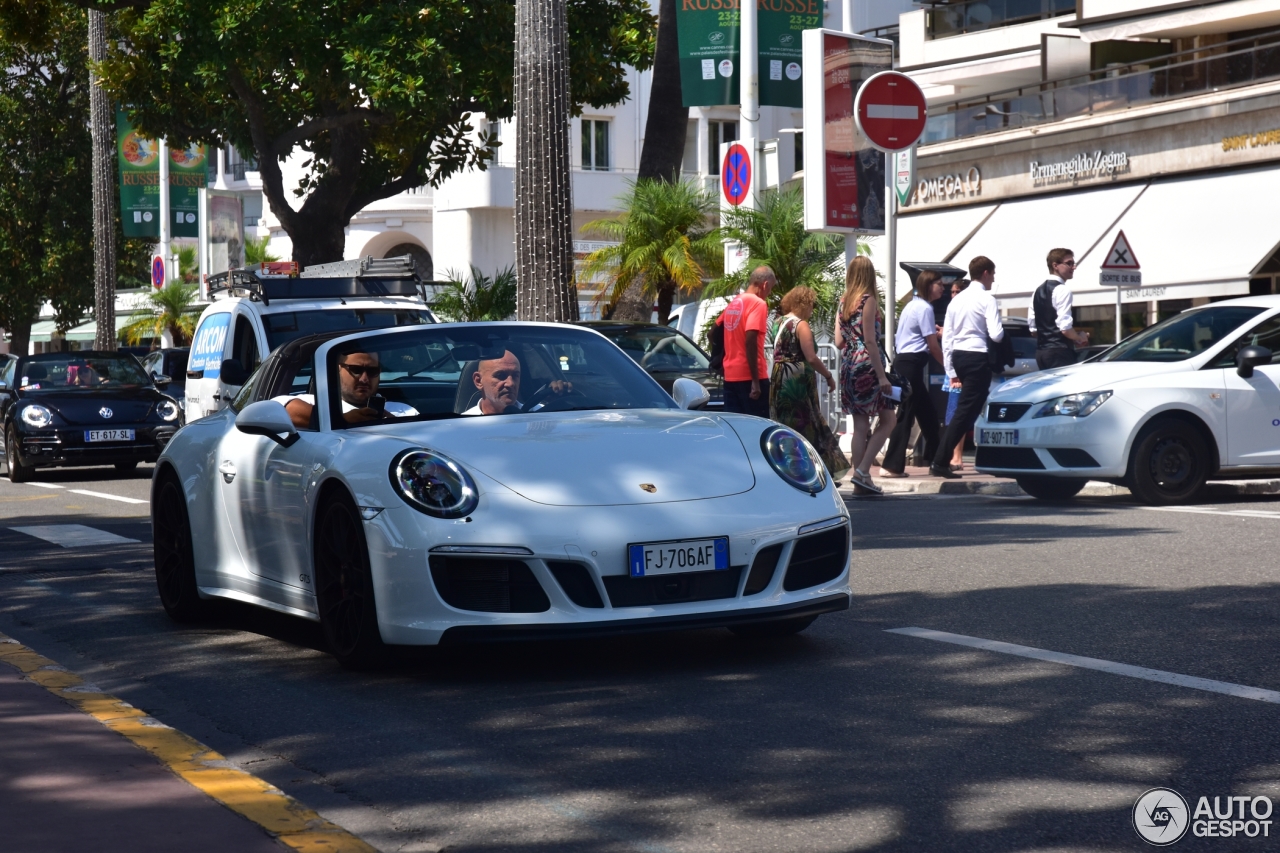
<box><xmin>1157</xmin><ymin>299</ymin><xmax>1193</xmax><ymax>323</ymax></box>
<box><xmin>681</xmin><ymin>120</ymin><xmax>699</xmax><ymax>174</ymax></box>
<box><xmin>707</xmin><ymin>120</ymin><xmax>737</xmax><ymax>175</ymax></box>
<box><xmin>581</xmin><ymin>119</ymin><xmax>610</xmax><ymax>171</ymax></box>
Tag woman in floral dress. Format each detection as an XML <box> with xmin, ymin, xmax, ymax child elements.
<box><xmin>769</xmin><ymin>286</ymin><xmax>850</xmax><ymax>480</ymax></box>
<box><xmin>834</xmin><ymin>256</ymin><xmax>897</xmax><ymax>494</ymax></box>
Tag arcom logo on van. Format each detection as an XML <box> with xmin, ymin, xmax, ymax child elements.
<box><xmin>189</xmin><ymin>313</ymin><xmax>232</xmax><ymax>380</ymax></box>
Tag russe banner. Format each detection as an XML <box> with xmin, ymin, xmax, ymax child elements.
<box><xmin>758</xmin><ymin>0</ymin><xmax>822</xmax><ymax>108</ymax></box>
<box><xmin>675</xmin><ymin>0</ymin><xmax>741</xmax><ymax>107</ymax></box>
<box><xmin>116</xmin><ymin>109</ymin><xmax>160</xmax><ymax>238</ymax></box>
<box><xmin>168</xmin><ymin>143</ymin><xmax>208</xmax><ymax>239</ymax></box>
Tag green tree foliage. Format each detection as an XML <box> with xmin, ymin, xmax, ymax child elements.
<box><xmin>120</xmin><ymin>282</ymin><xmax>200</xmax><ymax>347</ymax></box>
<box><xmin>431</xmin><ymin>266</ymin><xmax>517</xmax><ymax>322</ymax></box>
<box><xmin>83</xmin><ymin>0</ymin><xmax>654</xmax><ymax>267</ymax></box>
<box><xmin>244</xmin><ymin>235</ymin><xmax>280</xmax><ymax>266</ymax></box>
<box><xmin>581</xmin><ymin>178</ymin><xmax>722</xmax><ymax>325</ymax></box>
<box><xmin>0</xmin><ymin>2</ymin><xmax>148</xmax><ymax>352</ymax></box>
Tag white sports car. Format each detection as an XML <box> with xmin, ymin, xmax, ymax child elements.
<box><xmin>976</xmin><ymin>295</ymin><xmax>1280</xmax><ymax>504</ymax></box>
<box><xmin>152</xmin><ymin>323</ymin><xmax>851</xmax><ymax>665</ymax></box>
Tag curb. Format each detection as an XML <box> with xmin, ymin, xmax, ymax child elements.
<box><xmin>0</xmin><ymin>632</ymin><xmax>378</xmax><ymax>853</ymax></box>
<box><xmin>841</xmin><ymin>478</ymin><xmax>1280</xmax><ymax>499</ymax></box>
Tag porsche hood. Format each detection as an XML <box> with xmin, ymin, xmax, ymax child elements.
<box><xmin>371</xmin><ymin>410</ymin><xmax>757</xmax><ymax>506</ymax></box>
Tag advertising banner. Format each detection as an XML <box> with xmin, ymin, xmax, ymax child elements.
<box><xmin>188</xmin><ymin>311</ymin><xmax>231</xmax><ymax>379</ymax></box>
<box><xmin>168</xmin><ymin>143</ymin><xmax>207</xmax><ymax>239</ymax></box>
<box><xmin>758</xmin><ymin>0</ymin><xmax>822</xmax><ymax>108</ymax></box>
<box><xmin>675</xmin><ymin>2</ymin><xmax>741</xmax><ymax>107</ymax></box>
<box><xmin>209</xmin><ymin>193</ymin><xmax>244</xmax><ymax>275</ymax></box>
<box><xmin>117</xmin><ymin>109</ymin><xmax>159</xmax><ymax>238</ymax></box>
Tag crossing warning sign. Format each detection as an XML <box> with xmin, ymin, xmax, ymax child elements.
<box><xmin>1101</xmin><ymin>231</ymin><xmax>1140</xmax><ymax>269</ymax></box>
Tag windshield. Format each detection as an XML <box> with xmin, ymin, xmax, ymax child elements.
<box><xmin>19</xmin><ymin>353</ymin><xmax>151</xmax><ymax>390</ymax></box>
<box><xmin>1096</xmin><ymin>306</ymin><xmax>1265</xmax><ymax>363</ymax></box>
<box><xmin>594</xmin><ymin>326</ymin><xmax>710</xmax><ymax>372</ymax></box>
<box><xmin>317</xmin><ymin>325</ymin><xmax>675</xmax><ymax>428</ymax></box>
<box><xmin>263</xmin><ymin>309</ymin><xmax>432</xmax><ymax>352</ymax></box>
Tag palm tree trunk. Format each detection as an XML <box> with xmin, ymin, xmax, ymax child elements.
<box><xmin>656</xmin><ymin>281</ymin><xmax>677</xmax><ymax>327</ymax></box>
<box><xmin>514</xmin><ymin>0</ymin><xmax>578</xmax><ymax>322</ymax></box>
<box><xmin>88</xmin><ymin>10</ymin><xmax>117</xmax><ymax>353</ymax></box>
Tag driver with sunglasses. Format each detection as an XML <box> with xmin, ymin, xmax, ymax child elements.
<box><xmin>277</xmin><ymin>351</ymin><xmax>418</xmax><ymax>428</ymax></box>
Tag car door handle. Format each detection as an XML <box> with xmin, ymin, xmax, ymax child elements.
<box><xmin>218</xmin><ymin>460</ymin><xmax>236</xmax><ymax>483</ymax></box>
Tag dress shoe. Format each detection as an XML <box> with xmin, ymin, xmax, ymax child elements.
<box><xmin>928</xmin><ymin>465</ymin><xmax>960</xmax><ymax>479</ymax></box>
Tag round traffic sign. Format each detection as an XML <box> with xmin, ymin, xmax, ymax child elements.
<box><xmin>854</xmin><ymin>71</ymin><xmax>927</xmax><ymax>153</ymax></box>
<box><xmin>721</xmin><ymin>143</ymin><xmax>751</xmax><ymax>206</ymax></box>
<box><xmin>151</xmin><ymin>254</ymin><xmax>166</xmax><ymax>289</ymax></box>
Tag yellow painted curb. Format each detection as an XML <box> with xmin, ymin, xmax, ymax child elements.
<box><xmin>0</xmin><ymin>634</ymin><xmax>379</xmax><ymax>853</ymax></box>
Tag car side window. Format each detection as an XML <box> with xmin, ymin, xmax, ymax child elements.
<box><xmin>229</xmin><ymin>362</ymin><xmax>267</xmax><ymax>413</ymax></box>
<box><xmin>232</xmin><ymin>314</ymin><xmax>261</xmax><ymax>372</ymax></box>
<box><xmin>1210</xmin><ymin>317</ymin><xmax>1280</xmax><ymax>369</ymax></box>
<box><xmin>1</xmin><ymin>356</ymin><xmax>15</xmax><ymax>388</ymax></box>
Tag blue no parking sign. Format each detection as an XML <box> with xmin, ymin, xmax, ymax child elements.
<box><xmin>721</xmin><ymin>143</ymin><xmax>751</xmax><ymax>206</ymax></box>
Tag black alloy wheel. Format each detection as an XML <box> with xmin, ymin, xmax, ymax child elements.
<box><xmin>314</xmin><ymin>492</ymin><xmax>386</xmax><ymax>668</ymax></box>
<box><xmin>1127</xmin><ymin>418</ymin><xmax>1209</xmax><ymax>505</ymax></box>
<box><xmin>5</xmin><ymin>427</ymin><xmax>30</xmax><ymax>483</ymax></box>
<box><xmin>729</xmin><ymin>615</ymin><xmax>817</xmax><ymax>639</ymax></box>
<box><xmin>1016</xmin><ymin>477</ymin><xmax>1087</xmax><ymax>501</ymax></box>
<box><xmin>153</xmin><ymin>476</ymin><xmax>206</xmax><ymax>621</ymax></box>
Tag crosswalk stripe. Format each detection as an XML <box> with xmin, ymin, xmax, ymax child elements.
<box><xmin>68</xmin><ymin>489</ymin><xmax>147</xmax><ymax>505</ymax></box>
<box><xmin>9</xmin><ymin>524</ymin><xmax>140</xmax><ymax>547</ymax></box>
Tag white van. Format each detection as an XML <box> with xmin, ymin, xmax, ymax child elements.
<box><xmin>184</xmin><ymin>256</ymin><xmax>436</xmax><ymax>422</ymax></box>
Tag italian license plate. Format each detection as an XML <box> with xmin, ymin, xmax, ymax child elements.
<box><xmin>978</xmin><ymin>428</ymin><xmax>1019</xmax><ymax>446</ymax></box>
<box><xmin>628</xmin><ymin>537</ymin><xmax>729</xmax><ymax>577</ymax></box>
<box><xmin>85</xmin><ymin>429</ymin><xmax>136</xmax><ymax>443</ymax></box>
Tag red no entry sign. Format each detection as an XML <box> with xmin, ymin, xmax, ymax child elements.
<box><xmin>721</xmin><ymin>143</ymin><xmax>751</xmax><ymax>206</ymax></box>
<box><xmin>854</xmin><ymin>71</ymin><xmax>927</xmax><ymax>153</ymax></box>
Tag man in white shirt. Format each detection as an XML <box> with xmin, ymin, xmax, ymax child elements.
<box><xmin>277</xmin><ymin>351</ymin><xmax>417</xmax><ymax>427</ymax></box>
<box><xmin>880</xmin><ymin>270</ymin><xmax>945</xmax><ymax>476</ymax></box>
<box><xmin>462</xmin><ymin>350</ymin><xmax>572</xmax><ymax>415</ymax></box>
<box><xmin>1030</xmin><ymin>247</ymin><xmax>1090</xmax><ymax>370</ymax></box>
<box><xmin>930</xmin><ymin>256</ymin><xmax>1004</xmax><ymax>479</ymax></box>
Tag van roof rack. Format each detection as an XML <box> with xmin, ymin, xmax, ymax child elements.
<box><xmin>206</xmin><ymin>255</ymin><xmax>425</xmax><ymax>306</ymax></box>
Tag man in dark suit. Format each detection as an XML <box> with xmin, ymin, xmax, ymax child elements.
<box><xmin>1031</xmin><ymin>248</ymin><xmax>1091</xmax><ymax>370</ymax></box>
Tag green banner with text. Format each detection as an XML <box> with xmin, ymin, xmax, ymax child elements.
<box><xmin>758</xmin><ymin>0</ymin><xmax>822</xmax><ymax>108</ymax></box>
<box><xmin>117</xmin><ymin>110</ymin><xmax>207</xmax><ymax>239</ymax></box>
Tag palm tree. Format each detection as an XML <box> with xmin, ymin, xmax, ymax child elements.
<box><xmin>244</xmin><ymin>235</ymin><xmax>279</xmax><ymax>266</ymax></box>
<box><xmin>580</xmin><ymin>178</ymin><xmax>722</xmax><ymax>325</ymax></box>
<box><xmin>89</xmin><ymin>10</ymin><xmax>116</xmax><ymax>351</ymax></box>
<box><xmin>120</xmin><ymin>282</ymin><xmax>201</xmax><ymax>348</ymax></box>
<box><xmin>514</xmin><ymin>0</ymin><xmax>576</xmax><ymax>322</ymax></box>
<box><xmin>431</xmin><ymin>266</ymin><xmax>517</xmax><ymax>322</ymax></box>
<box><xmin>176</xmin><ymin>244</ymin><xmax>198</xmax><ymax>283</ymax></box>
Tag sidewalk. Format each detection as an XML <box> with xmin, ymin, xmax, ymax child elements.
<box><xmin>0</xmin><ymin>634</ymin><xmax>376</xmax><ymax>853</ymax></box>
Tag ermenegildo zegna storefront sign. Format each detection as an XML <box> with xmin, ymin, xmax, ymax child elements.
<box><xmin>903</xmin><ymin>99</ymin><xmax>1280</xmax><ymax>209</ymax></box>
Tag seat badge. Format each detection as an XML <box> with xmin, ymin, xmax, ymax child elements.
<box><xmin>998</xmin><ymin>407</ymin><xmax>1008</xmax><ymax>419</ymax></box>
<box><xmin>639</xmin><ymin>483</ymin><xmax>657</xmax><ymax>493</ymax></box>
<box><xmin>99</xmin><ymin>407</ymin><xmax>113</xmax><ymax>419</ymax></box>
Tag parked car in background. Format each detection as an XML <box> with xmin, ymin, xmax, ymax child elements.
<box><xmin>667</xmin><ymin>298</ymin><xmax>730</xmax><ymax>345</ymax></box>
<box><xmin>580</xmin><ymin>321</ymin><xmax>724</xmax><ymax>410</ymax></box>
<box><xmin>141</xmin><ymin>348</ymin><xmax>190</xmax><ymax>411</ymax></box>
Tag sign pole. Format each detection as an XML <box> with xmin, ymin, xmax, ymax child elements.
<box><xmin>158</xmin><ymin>138</ymin><xmax>171</xmax><ymax>286</ymax></box>
<box><xmin>740</xmin><ymin>0</ymin><xmax>758</xmax><ymax>210</ymax></box>
<box><xmin>884</xmin><ymin>151</ymin><xmax>896</xmax><ymax>361</ymax></box>
<box><xmin>1116</xmin><ymin>287</ymin><xmax>1122</xmax><ymax>345</ymax></box>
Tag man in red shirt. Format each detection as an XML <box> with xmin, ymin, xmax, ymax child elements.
<box><xmin>716</xmin><ymin>265</ymin><xmax>775</xmax><ymax>417</ymax></box>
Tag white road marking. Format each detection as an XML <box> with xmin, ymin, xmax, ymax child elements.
<box><xmin>1141</xmin><ymin>506</ymin><xmax>1280</xmax><ymax>519</ymax></box>
<box><xmin>10</xmin><ymin>524</ymin><xmax>140</xmax><ymax>547</ymax></box>
<box><xmin>888</xmin><ymin>627</ymin><xmax>1280</xmax><ymax>704</ymax></box>
<box><xmin>24</xmin><ymin>482</ymin><xmax>65</xmax><ymax>490</ymax></box>
<box><xmin>68</xmin><ymin>489</ymin><xmax>147</xmax><ymax>505</ymax></box>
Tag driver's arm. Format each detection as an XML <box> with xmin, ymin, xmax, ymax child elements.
<box><xmin>283</xmin><ymin>398</ymin><xmax>313</xmax><ymax>429</ymax></box>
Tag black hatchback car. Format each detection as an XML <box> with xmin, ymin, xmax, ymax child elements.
<box><xmin>579</xmin><ymin>321</ymin><xmax>724</xmax><ymax>410</ymax></box>
<box><xmin>0</xmin><ymin>351</ymin><xmax>182</xmax><ymax>481</ymax></box>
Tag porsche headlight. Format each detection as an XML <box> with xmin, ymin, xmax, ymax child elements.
<box><xmin>760</xmin><ymin>425</ymin><xmax>827</xmax><ymax>494</ymax></box>
<box><xmin>155</xmin><ymin>400</ymin><xmax>180</xmax><ymax>422</ymax></box>
<box><xmin>390</xmin><ymin>449</ymin><xmax>478</xmax><ymax>518</ymax></box>
<box><xmin>21</xmin><ymin>404</ymin><xmax>53</xmax><ymax>428</ymax></box>
<box><xmin>1034</xmin><ymin>391</ymin><xmax>1112</xmax><ymax>419</ymax></box>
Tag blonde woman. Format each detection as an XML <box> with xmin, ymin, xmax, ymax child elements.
<box><xmin>833</xmin><ymin>256</ymin><xmax>896</xmax><ymax>494</ymax></box>
<box><xmin>770</xmin><ymin>286</ymin><xmax>849</xmax><ymax>479</ymax></box>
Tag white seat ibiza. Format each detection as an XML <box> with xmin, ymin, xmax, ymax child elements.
<box><xmin>975</xmin><ymin>295</ymin><xmax>1280</xmax><ymax>504</ymax></box>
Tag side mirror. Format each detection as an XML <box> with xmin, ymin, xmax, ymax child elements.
<box><xmin>152</xmin><ymin>373</ymin><xmax>172</xmax><ymax>389</ymax></box>
<box><xmin>672</xmin><ymin>377</ymin><xmax>710</xmax><ymax>410</ymax></box>
<box><xmin>1237</xmin><ymin>345</ymin><xmax>1272</xmax><ymax>378</ymax></box>
<box><xmin>219</xmin><ymin>358</ymin><xmax>250</xmax><ymax>386</ymax></box>
<box><xmin>235</xmin><ymin>400</ymin><xmax>299</xmax><ymax>447</ymax></box>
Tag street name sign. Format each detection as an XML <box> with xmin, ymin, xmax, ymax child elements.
<box><xmin>854</xmin><ymin>71</ymin><xmax>927</xmax><ymax>153</ymax></box>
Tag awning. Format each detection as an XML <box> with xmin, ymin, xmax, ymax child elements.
<box><xmin>1067</xmin><ymin>165</ymin><xmax>1280</xmax><ymax>308</ymax></box>
<box><xmin>870</xmin><ymin>203</ymin><xmax>997</xmax><ymax>299</ymax></box>
<box><xmin>28</xmin><ymin>320</ymin><xmax>58</xmax><ymax>342</ymax></box>
<box><xmin>961</xmin><ymin>182</ymin><xmax>1148</xmax><ymax>308</ymax></box>
<box><xmin>65</xmin><ymin>320</ymin><xmax>98</xmax><ymax>342</ymax></box>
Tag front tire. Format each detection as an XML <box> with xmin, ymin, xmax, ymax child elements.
<box><xmin>314</xmin><ymin>491</ymin><xmax>386</xmax><ymax>669</ymax></box>
<box><xmin>729</xmin><ymin>616</ymin><xmax>817</xmax><ymax>639</ymax></box>
<box><xmin>1127</xmin><ymin>418</ymin><xmax>1209</xmax><ymax>505</ymax></box>
<box><xmin>5</xmin><ymin>428</ymin><xmax>30</xmax><ymax>483</ymax></box>
<box><xmin>1016</xmin><ymin>477</ymin><xmax>1087</xmax><ymax>501</ymax></box>
<box><xmin>153</xmin><ymin>476</ymin><xmax>206</xmax><ymax>621</ymax></box>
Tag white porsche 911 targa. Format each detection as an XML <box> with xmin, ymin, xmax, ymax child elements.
<box><xmin>152</xmin><ymin>323</ymin><xmax>852</xmax><ymax>665</ymax></box>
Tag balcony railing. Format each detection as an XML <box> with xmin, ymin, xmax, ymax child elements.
<box><xmin>923</xmin><ymin>30</ymin><xmax>1280</xmax><ymax>144</ymax></box>
<box><xmin>860</xmin><ymin>24</ymin><xmax>900</xmax><ymax>62</ymax></box>
<box><xmin>923</xmin><ymin>0</ymin><xmax>1075</xmax><ymax>40</ymax></box>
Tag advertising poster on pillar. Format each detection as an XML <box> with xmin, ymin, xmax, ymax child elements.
<box><xmin>116</xmin><ymin>109</ymin><xmax>160</xmax><ymax>238</ymax></box>
<box><xmin>822</xmin><ymin>34</ymin><xmax>889</xmax><ymax>233</ymax></box>
<box><xmin>675</xmin><ymin>0</ymin><xmax>741</xmax><ymax>107</ymax></box>
<box><xmin>757</xmin><ymin>0</ymin><xmax>823</xmax><ymax>108</ymax></box>
<box><xmin>168</xmin><ymin>143</ymin><xmax>208</xmax><ymax>239</ymax></box>
<box><xmin>209</xmin><ymin>193</ymin><xmax>244</xmax><ymax>275</ymax></box>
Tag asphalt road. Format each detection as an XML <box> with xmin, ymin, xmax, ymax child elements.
<box><xmin>1</xmin><ymin>465</ymin><xmax>1279</xmax><ymax>852</ymax></box>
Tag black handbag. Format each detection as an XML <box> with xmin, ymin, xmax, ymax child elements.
<box><xmin>885</xmin><ymin>369</ymin><xmax>912</xmax><ymax>407</ymax></box>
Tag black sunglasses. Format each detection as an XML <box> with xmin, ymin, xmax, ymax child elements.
<box><xmin>339</xmin><ymin>363</ymin><xmax>381</xmax><ymax>379</ymax></box>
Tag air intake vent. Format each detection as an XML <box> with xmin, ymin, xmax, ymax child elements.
<box><xmin>429</xmin><ymin>557</ymin><xmax>550</xmax><ymax>613</ymax></box>
<box><xmin>1047</xmin><ymin>447</ymin><xmax>1100</xmax><ymax>468</ymax></box>
<box><xmin>783</xmin><ymin>526</ymin><xmax>849</xmax><ymax>591</ymax></box>
<box><xmin>603</xmin><ymin>567</ymin><xmax>743</xmax><ymax>608</ymax></box>
<box><xmin>744</xmin><ymin>544</ymin><xmax>783</xmax><ymax>595</ymax></box>
<box><xmin>546</xmin><ymin>561</ymin><xmax>604</xmax><ymax>608</ymax></box>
